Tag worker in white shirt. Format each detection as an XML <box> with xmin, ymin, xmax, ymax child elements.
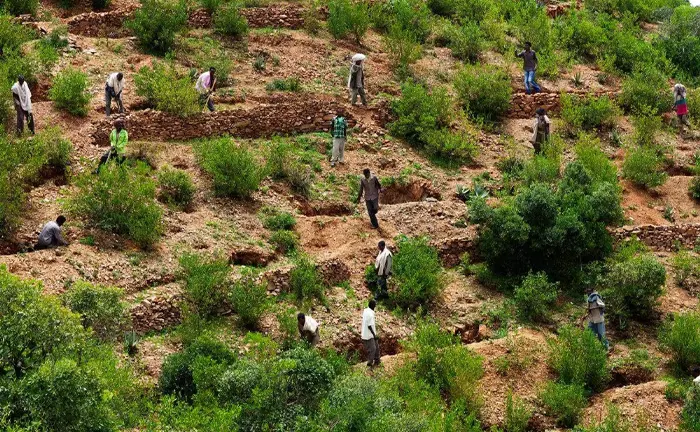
<box><xmin>361</xmin><ymin>299</ymin><xmax>380</xmax><ymax>367</ymax></box>
<box><xmin>297</xmin><ymin>313</ymin><xmax>320</xmax><ymax>346</ymax></box>
<box><xmin>105</xmin><ymin>72</ymin><xmax>125</xmax><ymax>116</ymax></box>
<box><xmin>195</xmin><ymin>67</ymin><xmax>217</xmax><ymax>112</ymax></box>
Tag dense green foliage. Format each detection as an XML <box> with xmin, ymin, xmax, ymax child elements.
<box><xmin>513</xmin><ymin>272</ymin><xmax>558</xmax><ymax>322</ymax></box>
<box><xmin>157</xmin><ymin>167</ymin><xmax>196</xmax><ymax>209</ymax></box>
<box><xmin>179</xmin><ymin>252</ymin><xmax>231</xmax><ymax>319</ymax></box>
<box><xmin>548</xmin><ymin>325</ymin><xmax>609</xmax><ymax>392</ymax></box>
<box><xmin>454</xmin><ymin>64</ymin><xmax>512</xmax><ymax>121</ymax></box>
<box><xmin>327</xmin><ymin>0</ymin><xmax>370</xmax><ymax>42</ymax></box>
<box><xmin>618</xmin><ymin>67</ymin><xmax>673</xmax><ymax>115</ymax></box>
<box><xmin>289</xmin><ymin>256</ymin><xmax>326</xmax><ymax>305</ymax></box>
<box><xmin>681</xmin><ymin>384</ymin><xmax>700</xmax><ymax>432</ymax></box>
<box><xmin>69</xmin><ymin>162</ymin><xmax>163</xmax><ymax>248</ymax></box>
<box><xmin>195</xmin><ymin>138</ymin><xmax>265</xmax><ymax>198</ymax></box>
<box><xmin>230</xmin><ymin>273</ymin><xmax>269</xmax><ymax>329</ymax></box>
<box><xmin>660</xmin><ymin>311</ymin><xmax>700</xmax><ymax>373</ymax></box>
<box><xmin>134</xmin><ymin>61</ymin><xmax>200</xmax><ymax>116</ymax></box>
<box><xmin>539</xmin><ymin>382</ymin><xmax>587</xmax><ymax>427</ymax></box>
<box><xmin>622</xmin><ymin>146</ymin><xmax>668</xmax><ymax>189</ymax></box>
<box><xmin>390</xmin><ymin>236</ymin><xmax>443</xmax><ymax>308</ymax></box>
<box><xmin>560</xmin><ymin>93</ymin><xmax>619</xmax><ymax>132</ymax></box>
<box><xmin>126</xmin><ymin>0</ymin><xmax>188</xmax><ymax>55</ymax></box>
<box><xmin>62</xmin><ymin>281</ymin><xmax>126</xmax><ymax>342</ymax></box>
<box><xmin>213</xmin><ymin>4</ymin><xmax>249</xmax><ymax>38</ymax></box>
<box><xmin>266</xmin><ymin>77</ymin><xmax>302</xmax><ymax>92</ymax></box>
<box><xmin>48</xmin><ymin>68</ymin><xmax>91</xmax><ymax>117</ymax></box>
<box><xmin>1</xmin><ymin>0</ymin><xmax>39</xmax><ymax>15</ymax></box>
<box><xmin>261</xmin><ymin>208</ymin><xmax>297</xmax><ymax>231</ymax></box>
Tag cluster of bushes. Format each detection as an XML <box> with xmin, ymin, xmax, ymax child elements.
<box><xmin>390</xmin><ymin>236</ymin><xmax>444</xmax><ymax>308</ymax></box>
<box><xmin>0</xmin><ymin>129</ymin><xmax>72</xmax><ymax>235</ymax></box>
<box><xmin>470</xmin><ymin>147</ymin><xmax>623</xmax><ymax>285</ymax></box>
<box><xmin>213</xmin><ymin>4</ymin><xmax>249</xmax><ymax>38</ymax></box>
<box><xmin>560</xmin><ymin>93</ymin><xmax>619</xmax><ymax>133</ymax></box>
<box><xmin>327</xmin><ymin>0</ymin><xmax>370</xmax><ymax>43</ymax></box>
<box><xmin>68</xmin><ymin>162</ymin><xmax>163</xmax><ymax>248</ymax></box>
<box><xmin>48</xmin><ymin>68</ymin><xmax>92</xmax><ymax>117</ymax></box>
<box><xmin>126</xmin><ymin>0</ymin><xmax>188</xmax><ymax>55</ymax></box>
<box><xmin>157</xmin><ymin>166</ymin><xmax>196</xmax><ymax>209</ymax></box>
<box><xmin>195</xmin><ymin>138</ymin><xmax>266</xmax><ymax>199</ymax></box>
<box><xmin>660</xmin><ymin>310</ymin><xmax>700</xmax><ymax>374</ymax></box>
<box><xmin>0</xmin><ymin>267</ymin><xmax>147</xmax><ymax>431</ymax></box>
<box><xmin>389</xmin><ymin>81</ymin><xmax>478</xmax><ymax>165</ymax></box>
<box><xmin>261</xmin><ymin>207</ymin><xmax>298</xmax><ymax>255</ymax></box>
<box><xmin>454</xmin><ymin>64</ymin><xmax>512</xmax><ymax>122</ymax></box>
<box><xmin>134</xmin><ymin>61</ymin><xmax>200</xmax><ymax>116</ymax></box>
<box><xmin>62</xmin><ymin>281</ymin><xmax>127</xmax><ymax>342</ymax></box>
<box><xmin>266</xmin><ymin>138</ymin><xmax>315</xmax><ymax>197</ymax></box>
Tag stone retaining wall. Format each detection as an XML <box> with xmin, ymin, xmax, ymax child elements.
<box><xmin>130</xmin><ymin>293</ymin><xmax>181</xmax><ymax>333</ymax></box>
<box><xmin>611</xmin><ymin>224</ymin><xmax>700</xmax><ymax>251</ymax></box>
<box><xmin>91</xmin><ymin>96</ymin><xmax>355</xmax><ymax>145</ymax></box>
<box><xmin>189</xmin><ymin>5</ymin><xmax>306</xmax><ymax>29</ymax></box>
<box><xmin>508</xmin><ymin>90</ymin><xmax>618</xmax><ymax>119</ymax></box>
<box><xmin>66</xmin><ymin>7</ymin><xmax>136</xmax><ymax>37</ymax></box>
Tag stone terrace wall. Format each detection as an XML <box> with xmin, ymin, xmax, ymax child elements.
<box><xmin>611</xmin><ymin>224</ymin><xmax>700</xmax><ymax>251</ymax></box>
<box><xmin>91</xmin><ymin>96</ymin><xmax>355</xmax><ymax>145</ymax></box>
<box><xmin>189</xmin><ymin>5</ymin><xmax>305</xmax><ymax>29</ymax></box>
<box><xmin>130</xmin><ymin>293</ymin><xmax>181</xmax><ymax>333</ymax></box>
<box><xmin>66</xmin><ymin>7</ymin><xmax>137</xmax><ymax>37</ymax></box>
<box><xmin>508</xmin><ymin>90</ymin><xmax>618</xmax><ymax>119</ymax></box>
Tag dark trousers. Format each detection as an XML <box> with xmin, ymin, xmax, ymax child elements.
<box><xmin>97</xmin><ymin>149</ymin><xmax>125</xmax><ymax>171</ymax></box>
<box><xmin>377</xmin><ymin>275</ymin><xmax>388</xmax><ymax>299</ymax></box>
<box><xmin>105</xmin><ymin>87</ymin><xmax>124</xmax><ymax>116</ymax></box>
<box><xmin>351</xmin><ymin>87</ymin><xmax>367</xmax><ymax>106</ymax></box>
<box><xmin>365</xmin><ymin>198</ymin><xmax>379</xmax><ymax>228</ymax></box>
<box><xmin>200</xmin><ymin>94</ymin><xmax>215</xmax><ymax>112</ymax></box>
<box><xmin>363</xmin><ymin>338</ymin><xmax>380</xmax><ymax>366</ymax></box>
<box><xmin>15</xmin><ymin>105</ymin><xmax>34</xmax><ymax>135</ymax></box>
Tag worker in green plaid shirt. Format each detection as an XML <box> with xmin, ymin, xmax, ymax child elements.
<box><xmin>330</xmin><ymin>111</ymin><xmax>347</xmax><ymax>167</ymax></box>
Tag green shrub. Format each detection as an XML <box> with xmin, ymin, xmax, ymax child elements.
<box><xmin>661</xmin><ymin>6</ymin><xmax>700</xmax><ymax>79</ymax></box>
<box><xmin>548</xmin><ymin>325</ymin><xmax>609</xmax><ymax>391</ymax></box>
<box><xmin>603</xmin><ymin>254</ymin><xmax>666</xmax><ymax>326</ymax></box>
<box><xmin>422</xmin><ymin>129</ymin><xmax>479</xmax><ymax>165</ymax></box>
<box><xmin>513</xmin><ymin>272</ymin><xmax>558</xmax><ymax>323</ymax></box>
<box><xmin>199</xmin><ymin>0</ymin><xmax>222</xmax><ymax>13</ymax></box>
<box><xmin>2</xmin><ymin>0</ymin><xmax>39</xmax><ymax>15</ymax></box>
<box><xmin>21</xmin><ymin>358</ymin><xmax>113</xmax><ymax>432</ymax></box>
<box><xmin>672</xmin><ymin>251</ymin><xmax>700</xmax><ymax>289</ymax></box>
<box><xmin>195</xmin><ymin>138</ymin><xmax>265</xmax><ymax>199</ymax></box>
<box><xmin>134</xmin><ymin>61</ymin><xmax>200</xmax><ymax>116</ymax></box>
<box><xmin>510</xmin><ymin>0</ymin><xmax>553</xmax><ymax>56</ymax></box>
<box><xmin>560</xmin><ymin>93</ymin><xmax>619</xmax><ymax>132</ymax></box>
<box><xmin>632</xmin><ymin>109</ymin><xmax>662</xmax><ymax>147</ymax></box>
<box><xmin>618</xmin><ymin>67</ymin><xmax>672</xmax><ymax>115</ymax></box>
<box><xmin>280</xmin><ymin>346</ymin><xmax>336</xmax><ymax>408</ymax></box>
<box><xmin>230</xmin><ymin>272</ymin><xmax>269</xmax><ymax>329</ymax></box>
<box><xmin>539</xmin><ymin>382</ymin><xmax>587</xmax><ymax>427</ymax></box>
<box><xmin>606</xmin><ymin>29</ymin><xmax>664</xmax><ymax>74</ymax></box>
<box><xmin>157</xmin><ymin>167</ymin><xmax>196</xmax><ymax>209</ymax></box>
<box><xmin>454</xmin><ymin>64</ymin><xmax>511</xmax><ymax>121</ymax></box>
<box><xmin>213</xmin><ymin>4</ymin><xmax>249</xmax><ymax>38</ymax></box>
<box><xmin>689</xmin><ymin>177</ymin><xmax>700</xmax><ymax>201</ymax></box>
<box><xmin>660</xmin><ymin>311</ymin><xmax>700</xmax><ymax>373</ymax></box>
<box><xmin>261</xmin><ymin>208</ymin><xmax>296</xmax><ymax>231</ymax></box>
<box><xmin>0</xmin><ymin>13</ymin><xmax>32</xmax><ymax>51</ymax></box>
<box><xmin>681</xmin><ymin>384</ymin><xmax>700</xmax><ymax>432</ymax></box>
<box><xmin>441</xmin><ymin>21</ymin><xmax>484</xmax><ymax>63</ymax></box>
<box><xmin>69</xmin><ymin>162</ymin><xmax>163</xmax><ymax>248</ymax></box>
<box><xmin>574</xmin><ymin>136</ymin><xmax>618</xmax><ymax>185</ymax></box>
<box><xmin>48</xmin><ymin>68</ymin><xmax>91</xmax><ymax>116</ymax></box>
<box><xmin>327</xmin><ymin>0</ymin><xmax>370</xmax><ymax>43</ymax></box>
<box><xmin>62</xmin><ymin>281</ymin><xmax>126</xmax><ymax>341</ymax></box>
<box><xmin>265</xmin><ymin>77</ymin><xmax>302</xmax><ymax>92</ymax></box>
<box><xmin>179</xmin><ymin>252</ymin><xmax>231</xmax><ymax>318</ymax></box>
<box><xmin>126</xmin><ymin>0</ymin><xmax>188</xmax><ymax>55</ymax></box>
<box><xmin>622</xmin><ymin>146</ymin><xmax>668</xmax><ymax>189</ymax></box>
<box><xmin>389</xmin><ymin>82</ymin><xmax>453</xmax><ymax>146</ymax></box>
<box><xmin>290</xmin><ymin>256</ymin><xmax>326</xmax><ymax>305</ymax></box>
<box><xmin>505</xmin><ymin>390</ymin><xmax>532</xmax><ymax>432</ymax></box>
<box><xmin>383</xmin><ymin>26</ymin><xmax>422</xmax><ymax>79</ymax></box>
<box><xmin>391</xmin><ymin>236</ymin><xmax>443</xmax><ymax>308</ymax></box>
<box><xmin>554</xmin><ymin>10</ymin><xmax>607</xmax><ymax>61</ymax></box>
<box><xmin>270</xmin><ymin>230</ymin><xmax>299</xmax><ymax>255</ymax></box>
<box><xmin>370</xmin><ymin>0</ymin><xmax>431</xmax><ymax>42</ymax></box>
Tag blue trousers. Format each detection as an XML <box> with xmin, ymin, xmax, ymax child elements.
<box><xmin>524</xmin><ymin>70</ymin><xmax>541</xmax><ymax>94</ymax></box>
<box><xmin>588</xmin><ymin>322</ymin><xmax>609</xmax><ymax>350</ymax></box>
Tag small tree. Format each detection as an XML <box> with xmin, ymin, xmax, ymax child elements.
<box><xmin>230</xmin><ymin>272</ymin><xmax>270</xmax><ymax>329</ymax></box>
<box><xmin>126</xmin><ymin>0</ymin><xmax>188</xmax><ymax>55</ymax></box>
<box><xmin>157</xmin><ymin>167</ymin><xmax>196</xmax><ymax>209</ymax></box>
<box><xmin>622</xmin><ymin>146</ymin><xmax>668</xmax><ymax>189</ymax></box>
<box><xmin>454</xmin><ymin>64</ymin><xmax>511</xmax><ymax>121</ymax></box>
<box><xmin>62</xmin><ymin>281</ymin><xmax>127</xmax><ymax>341</ymax></box>
<box><xmin>513</xmin><ymin>272</ymin><xmax>558</xmax><ymax>322</ymax></box>
<box><xmin>179</xmin><ymin>252</ymin><xmax>231</xmax><ymax>319</ymax></box>
<box><xmin>213</xmin><ymin>4</ymin><xmax>249</xmax><ymax>38</ymax></box>
<box><xmin>391</xmin><ymin>236</ymin><xmax>443</xmax><ymax>308</ymax></box>
<box><xmin>134</xmin><ymin>62</ymin><xmax>200</xmax><ymax>116</ymax></box>
<box><xmin>327</xmin><ymin>0</ymin><xmax>370</xmax><ymax>43</ymax></box>
<box><xmin>49</xmin><ymin>68</ymin><xmax>91</xmax><ymax>117</ymax></box>
<box><xmin>548</xmin><ymin>325</ymin><xmax>609</xmax><ymax>392</ymax></box>
<box><xmin>195</xmin><ymin>138</ymin><xmax>265</xmax><ymax>199</ymax></box>
<box><xmin>660</xmin><ymin>311</ymin><xmax>700</xmax><ymax>373</ymax></box>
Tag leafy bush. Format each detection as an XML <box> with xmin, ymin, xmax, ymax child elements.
<box><xmin>280</xmin><ymin>346</ymin><xmax>335</xmax><ymax>408</ymax></box>
<box><xmin>660</xmin><ymin>311</ymin><xmax>700</xmax><ymax>373</ymax></box>
<box><xmin>389</xmin><ymin>82</ymin><xmax>453</xmax><ymax>146</ymax></box>
<box><xmin>505</xmin><ymin>390</ymin><xmax>532</xmax><ymax>432</ymax></box>
<box><xmin>603</xmin><ymin>254</ymin><xmax>666</xmax><ymax>325</ymax></box>
<box><xmin>560</xmin><ymin>93</ymin><xmax>619</xmax><ymax>132</ymax></box>
<box><xmin>539</xmin><ymin>382</ymin><xmax>587</xmax><ymax>427</ymax></box>
<box><xmin>261</xmin><ymin>208</ymin><xmax>296</xmax><ymax>231</ymax></box>
<box><xmin>622</xmin><ymin>146</ymin><xmax>668</xmax><ymax>189</ymax></box>
<box><xmin>422</xmin><ymin>129</ymin><xmax>479</xmax><ymax>165</ymax></box>
<box><xmin>391</xmin><ymin>236</ymin><xmax>443</xmax><ymax>308</ymax></box>
<box><xmin>48</xmin><ymin>68</ymin><xmax>91</xmax><ymax>116</ymax></box>
<box><xmin>179</xmin><ymin>252</ymin><xmax>231</xmax><ymax>318</ymax></box>
<box><xmin>438</xmin><ymin>21</ymin><xmax>484</xmax><ymax>63</ymax></box>
<box><xmin>606</xmin><ymin>28</ymin><xmax>665</xmax><ymax>74</ymax></box>
<box><xmin>672</xmin><ymin>251</ymin><xmax>700</xmax><ymax>289</ymax></box>
<box><xmin>513</xmin><ymin>272</ymin><xmax>558</xmax><ymax>323</ymax></box>
<box><xmin>69</xmin><ymin>162</ymin><xmax>163</xmax><ymax>248</ymax></box>
<box><xmin>195</xmin><ymin>138</ymin><xmax>265</xmax><ymax>199</ymax></box>
<box><xmin>230</xmin><ymin>272</ymin><xmax>269</xmax><ymax>329</ymax></box>
<box><xmin>554</xmin><ymin>10</ymin><xmax>607</xmax><ymax>61</ymax></box>
<box><xmin>199</xmin><ymin>0</ymin><xmax>222</xmax><ymax>13</ymax></box>
<box><xmin>618</xmin><ymin>67</ymin><xmax>672</xmax><ymax>115</ymax></box>
<box><xmin>632</xmin><ymin>109</ymin><xmax>662</xmax><ymax>147</ymax></box>
<box><xmin>383</xmin><ymin>26</ymin><xmax>422</xmax><ymax>79</ymax></box>
<box><xmin>661</xmin><ymin>6</ymin><xmax>700</xmax><ymax>80</ymax></box>
<box><xmin>265</xmin><ymin>77</ymin><xmax>302</xmax><ymax>92</ymax></box>
<box><xmin>681</xmin><ymin>384</ymin><xmax>700</xmax><ymax>432</ymax></box>
<box><xmin>134</xmin><ymin>61</ymin><xmax>200</xmax><ymax>116</ymax></box>
<box><xmin>157</xmin><ymin>167</ymin><xmax>196</xmax><ymax>209</ymax></box>
<box><xmin>327</xmin><ymin>0</ymin><xmax>370</xmax><ymax>43</ymax></box>
<box><xmin>289</xmin><ymin>256</ymin><xmax>326</xmax><ymax>305</ymax></box>
<box><xmin>454</xmin><ymin>64</ymin><xmax>511</xmax><ymax>121</ymax></box>
<box><xmin>213</xmin><ymin>4</ymin><xmax>249</xmax><ymax>38</ymax></box>
<box><xmin>0</xmin><ymin>13</ymin><xmax>32</xmax><ymax>51</ymax></box>
<box><xmin>689</xmin><ymin>177</ymin><xmax>700</xmax><ymax>201</ymax></box>
<box><xmin>371</xmin><ymin>0</ymin><xmax>432</xmax><ymax>42</ymax></box>
<box><xmin>548</xmin><ymin>325</ymin><xmax>609</xmax><ymax>391</ymax></box>
<box><xmin>62</xmin><ymin>281</ymin><xmax>126</xmax><ymax>341</ymax></box>
<box><xmin>2</xmin><ymin>0</ymin><xmax>39</xmax><ymax>15</ymax></box>
<box><xmin>270</xmin><ymin>230</ymin><xmax>299</xmax><ymax>254</ymax></box>
<box><xmin>126</xmin><ymin>0</ymin><xmax>188</xmax><ymax>55</ymax></box>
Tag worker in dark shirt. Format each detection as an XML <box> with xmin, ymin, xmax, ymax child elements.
<box><xmin>516</xmin><ymin>42</ymin><xmax>541</xmax><ymax>94</ymax></box>
<box><xmin>35</xmin><ymin>215</ymin><xmax>69</xmax><ymax>250</ymax></box>
<box><xmin>356</xmin><ymin>168</ymin><xmax>381</xmax><ymax>229</ymax></box>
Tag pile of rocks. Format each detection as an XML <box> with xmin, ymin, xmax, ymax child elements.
<box><xmin>263</xmin><ymin>258</ymin><xmax>351</xmax><ymax>295</ymax></box>
<box><xmin>130</xmin><ymin>293</ymin><xmax>182</xmax><ymax>333</ymax></box>
<box><xmin>189</xmin><ymin>5</ymin><xmax>305</xmax><ymax>29</ymax></box>
<box><xmin>230</xmin><ymin>246</ymin><xmax>276</xmax><ymax>267</ymax></box>
<box><xmin>545</xmin><ymin>0</ymin><xmax>582</xmax><ymax>18</ymax></box>
<box><xmin>91</xmin><ymin>97</ymin><xmax>355</xmax><ymax>146</ymax></box>
<box><xmin>432</xmin><ymin>234</ymin><xmax>477</xmax><ymax>268</ymax></box>
<box><xmin>508</xmin><ymin>90</ymin><xmax>618</xmax><ymax>119</ymax></box>
<box><xmin>67</xmin><ymin>7</ymin><xmax>136</xmax><ymax>37</ymax></box>
<box><xmin>611</xmin><ymin>224</ymin><xmax>700</xmax><ymax>251</ymax></box>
